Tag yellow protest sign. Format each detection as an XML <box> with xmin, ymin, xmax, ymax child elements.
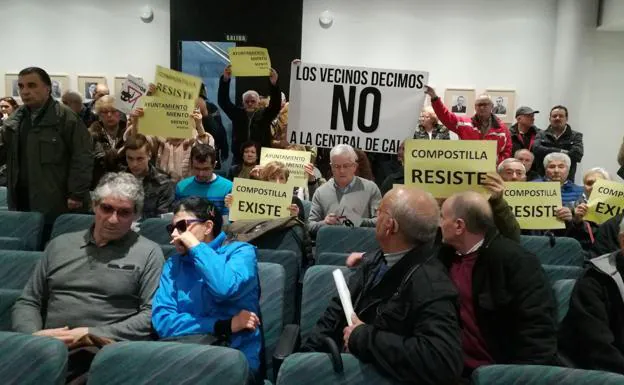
<box><xmin>260</xmin><ymin>148</ymin><xmax>312</xmax><ymax>187</ymax></box>
<box><xmin>228</xmin><ymin>47</ymin><xmax>271</xmax><ymax>77</ymax></box>
<box><xmin>138</xmin><ymin>96</ymin><xmax>195</xmax><ymax>139</ymax></box>
<box><xmin>503</xmin><ymin>182</ymin><xmax>565</xmax><ymax>230</ymax></box>
<box><xmin>404</xmin><ymin>140</ymin><xmax>497</xmax><ymax>198</ymax></box>
<box><xmin>154</xmin><ymin>66</ymin><xmax>202</xmax><ymax>101</ymax></box>
<box><xmin>586</xmin><ymin>179</ymin><xmax>624</xmax><ymax>224</ymax></box>
<box><xmin>229</xmin><ymin>178</ymin><xmax>292</xmax><ymax>221</ymax></box>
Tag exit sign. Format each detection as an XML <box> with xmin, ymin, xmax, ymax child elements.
<box><xmin>225</xmin><ymin>34</ymin><xmax>247</xmax><ymax>42</ymax></box>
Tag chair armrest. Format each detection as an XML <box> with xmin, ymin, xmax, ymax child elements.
<box><xmin>272</xmin><ymin>324</ymin><xmax>300</xmax><ymax>379</ymax></box>
<box><xmin>322</xmin><ymin>336</ymin><xmax>343</xmax><ymax>374</ymax></box>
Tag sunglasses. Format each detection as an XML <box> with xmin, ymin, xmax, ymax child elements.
<box><xmin>99</xmin><ymin>203</ymin><xmax>134</xmax><ymax>218</ymax></box>
<box><xmin>166</xmin><ymin>219</ymin><xmax>206</xmax><ymax>234</ymax></box>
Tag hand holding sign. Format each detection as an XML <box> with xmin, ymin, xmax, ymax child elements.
<box><xmin>482</xmin><ymin>173</ymin><xmax>505</xmax><ymax>200</ymax></box>
<box><xmin>574</xmin><ymin>203</ymin><xmax>588</xmax><ymax>223</ymax></box>
<box><xmin>270</xmin><ymin>68</ymin><xmax>278</xmax><ymax>85</ymax></box>
<box><xmin>223</xmin><ymin>65</ymin><xmax>232</xmax><ymax>82</ymax></box>
<box><xmin>424</xmin><ymin>85</ymin><xmax>438</xmax><ymax>99</ymax></box>
<box><xmin>556</xmin><ymin>207</ymin><xmax>573</xmax><ymax>222</ymax></box>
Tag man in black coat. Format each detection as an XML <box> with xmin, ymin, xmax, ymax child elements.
<box><xmin>592</xmin><ymin>214</ymin><xmax>624</xmax><ymax>257</ymax></box>
<box><xmin>438</xmin><ymin>191</ymin><xmax>558</xmax><ymax>377</ymax></box>
<box><xmin>218</xmin><ymin>65</ymin><xmax>281</xmax><ymax>164</ymax></box>
<box><xmin>301</xmin><ymin>186</ymin><xmax>463</xmax><ymax>385</ymax></box>
<box><xmin>559</xmin><ymin>217</ymin><xmax>624</xmax><ymax>374</ymax></box>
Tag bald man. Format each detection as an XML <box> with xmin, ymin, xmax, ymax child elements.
<box><xmin>302</xmin><ymin>186</ymin><xmax>463</xmax><ymax>384</ymax></box>
<box><xmin>438</xmin><ymin>191</ymin><xmax>557</xmax><ymax>377</ymax></box>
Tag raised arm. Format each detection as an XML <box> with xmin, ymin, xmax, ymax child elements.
<box><xmin>425</xmin><ymin>86</ymin><xmax>460</xmax><ymax>134</ymax></box>
<box><xmin>217</xmin><ymin>65</ymin><xmax>238</xmax><ymax>120</ymax></box>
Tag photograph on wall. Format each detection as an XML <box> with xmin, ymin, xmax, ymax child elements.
<box><xmin>114</xmin><ymin>77</ymin><xmax>126</xmax><ymax>95</ymax></box>
<box><xmin>4</xmin><ymin>74</ymin><xmax>19</xmax><ymax>99</ymax></box>
<box><xmin>444</xmin><ymin>88</ymin><xmax>476</xmax><ymax>116</ymax></box>
<box><xmin>486</xmin><ymin>89</ymin><xmax>516</xmax><ymax>123</ymax></box>
<box><xmin>50</xmin><ymin>75</ymin><xmax>69</xmax><ymax>100</ymax></box>
<box><xmin>78</xmin><ymin>75</ymin><xmax>107</xmax><ymax>101</ymax></box>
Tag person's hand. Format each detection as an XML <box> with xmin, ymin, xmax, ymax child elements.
<box><xmin>68</xmin><ymin>198</ymin><xmax>83</xmax><ymax>210</ymax></box>
<box><xmin>424</xmin><ymin>86</ymin><xmax>437</xmax><ymax>99</ymax></box>
<box><xmin>171</xmin><ymin>229</ymin><xmax>201</xmax><ymax>250</ymax></box>
<box><xmin>304</xmin><ymin>163</ymin><xmax>315</xmax><ymax>181</ymax></box>
<box><xmin>269</xmin><ymin>68</ymin><xmax>278</xmax><ymax>86</ymax></box>
<box><xmin>574</xmin><ymin>203</ymin><xmax>588</xmax><ymax>223</ymax></box>
<box><xmin>36</xmin><ymin>327</ymin><xmax>90</xmax><ymax>347</ymax></box>
<box><xmin>223</xmin><ymin>65</ymin><xmax>232</xmax><ymax>81</ymax></box>
<box><xmin>147</xmin><ymin>83</ymin><xmax>156</xmax><ymax>96</ymax></box>
<box><xmin>556</xmin><ymin>207</ymin><xmax>573</xmax><ymax>222</ymax></box>
<box><xmin>231</xmin><ymin>310</ymin><xmax>260</xmax><ymax>333</ymax></box>
<box><xmin>292</xmin><ymin>59</ymin><xmax>302</xmax><ymax>65</ymax></box>
<box><xmin>482</xmin><ymin>173</ymin><xmax>505</xmax><ymax>200</ymax></box>
<box><xmin>34</xmin><ymin>326</ymin><xmax>70</xmax><ymax>337</ymax></box>
<box><xmin>324</xmin><ymin>213</ymin><xmax>339</xmax><ymax>225</ymax></box>
<box><xmin>224</xmin><ymin>194</ymin><xmax>233</xmax><ymax>209</ymax></box>
<box><xmin>191</xmin><ymin>110</ymin><xmax>203</xmax><ymax>126</ymax></box>
<box><xmin>250</xmin><ymin>165</ymin><xmax>264</xmax><ymax>179</ymax></box>
<box><xmin>130</xmin><ymin>107</ymin><xmax>145</xmax><ymax>120</ymax></box>
<box><xmin>346</xmin><ymin>252</ymin><xmax>364</xmax><ymax>268</ymax></box>
<box><xmin>288</xmin><ymin>204</ymin><xmax>300</xmax><ymax>217</ymax></box>
<box><xmin>342</xmin><ymin>314</ymin><xmax>364</xmax><ymax>351</ymax></box>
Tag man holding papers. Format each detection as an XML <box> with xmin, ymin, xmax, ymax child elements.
<box><xmin>301</xmin><ymin>186</ymin><xmax>462</xmax><ymax>385</ymax></box>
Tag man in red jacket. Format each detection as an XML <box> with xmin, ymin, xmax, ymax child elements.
<box><xmin>425</xmin><ymin>87</ymin><xmax>512</xmax><ymax>164</ymax></box>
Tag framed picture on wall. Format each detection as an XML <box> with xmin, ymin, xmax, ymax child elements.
<box><xmin>114</xmin><ymin>76</ymin><xmax>127</xmax><ymax>95</ymax></box>
<box><xmin>444</xmin><ymin>88</ymin><xmax>476</xmax><ymax>116</ymax></box>
<box><xmin>486</xmin><ymin>89</ymin><xmax>516</xmax><ymax>123</ymax></box>
<box><xmin>4</xmin><ymin>73</ymin><xmax>20</xmax><ymax>99</ymax></box>
<box><xmin>49</xmin><ymin>75</ymin><xmax>69</xmax><ymax>100</ymax></box>
<box><xmin>78</xmin><ymin>75</ymin><xmax>107</xmax><ymax>101</ymax></box>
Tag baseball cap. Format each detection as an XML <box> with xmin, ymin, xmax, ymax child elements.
<box><xmin>515</xmin><ymin>106</ymin><xmax>539</xmax><ymax>117</ymax></box>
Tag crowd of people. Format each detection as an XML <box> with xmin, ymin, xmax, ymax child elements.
<box><xmin>1</xmin><ymin>64</ymin><xmax>624</xmax><ymax>385</ymax></box>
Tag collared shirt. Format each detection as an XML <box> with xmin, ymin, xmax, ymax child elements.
<box><xmin>384</xmin><ymin>249</ymin><xmax>411</xmax><ymax>267</ymax></box>
<box><xmin>456</xmin><ymin>239</ymin><xmax>484</xmax><ymax>256</ymax></box>
<box><xmin>334</xmin><ymin>176</ymin><xmax>357</xmax><ymax>196</ymax></box>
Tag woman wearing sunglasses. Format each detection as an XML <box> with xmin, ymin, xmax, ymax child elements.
<box><xmin>151</xmin><ymin>196</ymin><xmax>262</xmax><ymax>382</ymax></box>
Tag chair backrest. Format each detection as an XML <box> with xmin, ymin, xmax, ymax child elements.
<box><xmin>0</xmin><ymin>187</ymin><xmax>7</xmax><ymax>209</ymax></box>
<box><xmin>254</xmin><ymin>225</ymin><xmax>306</xmax><ymax>265</ymax></box>
<box><xmin>0</xmin><ymin>331</ymin><xmax>68</xmax><ymax>385</ymax></box>
<box><xmin>552</xmin><ymin>279</ymin><xmax>577</xmax><ymax>324</ymax></box>
<box><xmin>257</xmin><ymin>249</ymin><xmax>299</xmax><ymax>325</ymax></box>
<box><xmin>301</xmin><ymin>200</ymin><xmax>312</xmax><ymax>221</ymax></box>
<box><xmin>277</xmin><ymin>353</ymin><xmax>399</xmax><ymax>385</ymax></box>
<box><xmin>300</xmin><ymin>265</ymin><xmax>352</xmax><ymax>342</ymax></box>
<box><xmin>317</xmin><ymin>252</ymin><xmax>349</xmax><ymax>266</ymax></box>
<box><xmin>160</xmin><ymin>244</ymin><xmax>177</xmax><ymax>259</ymax></box>
<box><xmin>472</xmin><ymin>364</ymin><xmax>624</xmax><ymax>385</ymax></box>
<box><xmin>520</xmin><ymin>236</ymin><xmax>584</xmax><ymax>266</ymax></box>
<box><xmin>258</xmin><ymin>262</ymin><xmax>285</xmax><ymax>382</ymax></box>
<box><xmin>50</xmin><ymin>213</ymin><xmax>93</xmax><ymax>240</ymax></box>
<box><xmin>542</xmin><ymin>265</ymin><xmax>583</xmax><ymax>284</ymax></box>
<box><xmin>138</xmin><ymin>218</ymin><xmax>170</xmax><ymax>245</ymax></box>
<box><xmin>0</xmin><ymin>289</ymin><xmax>22</xmax><ymax>331</ymax></box>
<box><xmin>0</xmin><ymin>250</ymin><xmax>43</xmax><ymax>290</ymax></box>
<box><xmin>88</xmin><ymin>341</ymin><xmax>249</xmax><ymax>385</ymax></box>
<box><xmin>316</xmin><ymin>227</ymin><xmax>379</xmax><ymax>258</ymax></box>
<box><xmin>0</xmin><ymin>211</ymin><xmax>44</xmax><ymax>251</ymax></box>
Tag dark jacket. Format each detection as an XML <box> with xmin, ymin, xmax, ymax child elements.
<box><xmin>509</xmin><ymin>123</ymin><xmax>541</xmax><ymax>156</ymax></box>
<box><xmin>380</xmin><ymin>170</ymin><xmax>404</xmax><ymax>196</ymax></box>
<box><xmin>592</xmin><ymin>214</ymin><xmax>624</xmax><ymax>258</ymax></box>
<box><xmin>140</xmin><ymin>164</ymin><xmax>175</xmax><ymax>219</ymax></box>
<box><xmin>0</xmin><ymin>99</ymin><xmax>93</xmax><ymax>223</ymax></box>
<box><xmin>218</xmin><ymin>77</ymin><xmax>281</xmax><ymax>160</ymax></box>
<box><xmin>439</xmin><ymin>231</ymin><xmax>558</xmax><ymax>367</ymax></box>
<box><xmin>205</xmin><ymin>102</ymin><xmax>229</xmax><ymax>162</ymax></box>
<box><xmin>533</xmin><ymin>125</ymin><xmax>583</xmax><ymax>181</ymax></box>
<box><xmin>89</xmin><ymin>120</ymin><xmax>127</xmax><ymax>188</ymax></box>
<box><xmin>413</xmin><ymin>124</ymin><xmax>450</xmax><ymax>140</ymax></box>
<box><xmin>302</xmin><ymin>243</ymin><xmax>463</xmax><ymax>385</ymax></box>
<box><xmin>559</xmin><ymin>251</ymin><xmax>624</xmax><ymax>374</ymax></box>
<box><xmin>489</xmin><ymin>195</ymin><xmax>521</xmax><ymax>243</ymax></box>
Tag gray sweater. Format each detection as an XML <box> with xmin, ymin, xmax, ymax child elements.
<box><xmin>308</xmin><ymin>176</ymin><xmax>381</xmax><ymax>235</ymax></box>
<box><xmin>12</xmin><ymin>229</ymin><xmax>164</xmax><ymax>341</ymax></box>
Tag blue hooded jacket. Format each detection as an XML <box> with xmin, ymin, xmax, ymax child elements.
<box><xmin>152</xmin><ymin>232</ymin><xmax>261</xmax><ymax>371</ymax></box>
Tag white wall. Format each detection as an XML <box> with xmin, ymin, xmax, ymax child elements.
<box><xmin>302</xmin><ymin>0</ymin><xmax>624</xmax><ymax>180</ymax></box>
<box><xmin>0</xmin><ymin>0</ymin><xmax>170</xmax><ymax>99</ymax></box>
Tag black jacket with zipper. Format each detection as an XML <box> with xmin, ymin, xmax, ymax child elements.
<box><xmin>558</xmin><ymin>251</ymin><xmax>624</xmax><ymax>374</ymax></box>
<box><xmin>301</xmin><ymin>242</ymin><xmax>463</xmax><ymax>385</ymax></box>
<box><xmin>438</xmin><ymin>230</ymin><xmax>558</xmax><ymax>367</ymax></box>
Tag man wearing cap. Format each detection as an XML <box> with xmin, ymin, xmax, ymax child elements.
<box><xmin>509</xmin><ymin>106</ymin><xmax>541</xmax><ymax>176</ymax></box>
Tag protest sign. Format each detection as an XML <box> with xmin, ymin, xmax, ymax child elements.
<box><xmin>114</xmin><ymin>75</ymin><xmax>147</xmax><ymax>114</ymax></box>
<box><xmin>404</xmin><ymin>140</ymin><xmax>496</xmax><ymax>198</ymax></box>
<box><xmin>229</xmin><ymin>178</ymin><xmax>292</xmax><ymax>221</ymax></box>
<box><xmin>260</xmin><ymin>147</ymin><xmax>312</xmax><ymax>187</ymax></box>
<box><xmin>138</xmin><ymin>96</ymin><xmax>195</xmax><ymax>139</ymax></box>
<box><xmin>154</xmin><ymin>65</ymin><xmax>202</xmax><ymax>101</ymax></box>
<box><xmin>586</xmin><ymin>179</ymin><xmax>624</xmax><ymax>224</ymax></box>
<box><xmin>228</xmin><ymin>47</ymin><xmax>271</xmax><ymax>77</ymax></box>
<box><xmin>288</xmin><ymin>62</ymin><xmax>429</xmax><ymax>154</ymax></box>
<box><xmin>503</xmin><ymin>182</ymin><xmax>565</xmax><ymax>230</ymax></box>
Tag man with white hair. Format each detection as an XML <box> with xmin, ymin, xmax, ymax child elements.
<box><xmin>497</xmin><ymin>158</ymin><xmax>527</xmax><ymax>182</ymax></box>
<box><xmin>425</xmin><ymin>87</ymin><xmax>512</xmax><ymax>164</ymax></box>
<box><xmin>218</xmin><ymin>65</ymin><xmax>281</xmax><ymax>164</ymax></box>
<box><xmin>514</xmin><ymin>149</ymin><xmax>539</xmax><ymax>181</ymax></box>
<box><xmin>559</xmin><ymin>217</ymin><xmax>624</xmax><ymax>375</ymax></box>
<box><xmin>12</xmin><ymin>172</ymin><xmax>164</xmax><ymax>382</ymax></box>
<box><xmin>308</xmin><ymin>144</ymin><xmax>382</xmax><ymax>236</ymax></box>
<box><xmin>302</xmin><ymin>186</ymin><xmax>463</xmax><ymax>384</ymax></box>
<box><xmin>535</xmin><ymin>152</ymin><xmax>583</xmax><ymax>206</ymax></box>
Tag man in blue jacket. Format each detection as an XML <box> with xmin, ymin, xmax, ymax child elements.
<box><xmin>152</xmin><ymin>197</ymin><xmax>261</xmax><ymax>381</ymax></box>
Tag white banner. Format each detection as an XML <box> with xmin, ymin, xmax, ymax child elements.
<box><xmin>115</xmin><ymin>75</ymin><xmax>148</xmax><ymax>114</ymax></box>
<box><xmin>288</xmin><ymin>62</ymin><xmax>428</xmax><ymax>154</ymax></box>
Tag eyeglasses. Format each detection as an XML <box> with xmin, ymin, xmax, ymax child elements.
<box><xmin>99</xmin><ymin>109</ymin><xmax>117</xmax><ymax>115</ymax></box>
<box><xmin>99</xmin><ymin>203</ymin><xmax>134</xmax><ymax>218</ymax></box>
<box><xmin>331</xmin><ymin>163</ymin><xmax>355</xmax><ymax>170</ymax></box>
<box><xmin>166</xmin><ymin>219</ymin><xmax>206</xmax><ymax>234</ymax></box>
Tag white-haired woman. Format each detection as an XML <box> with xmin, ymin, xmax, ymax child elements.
<box><xmin>413</xmin><ymin>106</ymin><xmax>450</xmax><ymax>140</ymax></box>
<box><xmin>89</xmin><ymin>95</ymin><xmax>127</xmax><ymax>188</ymax></box>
